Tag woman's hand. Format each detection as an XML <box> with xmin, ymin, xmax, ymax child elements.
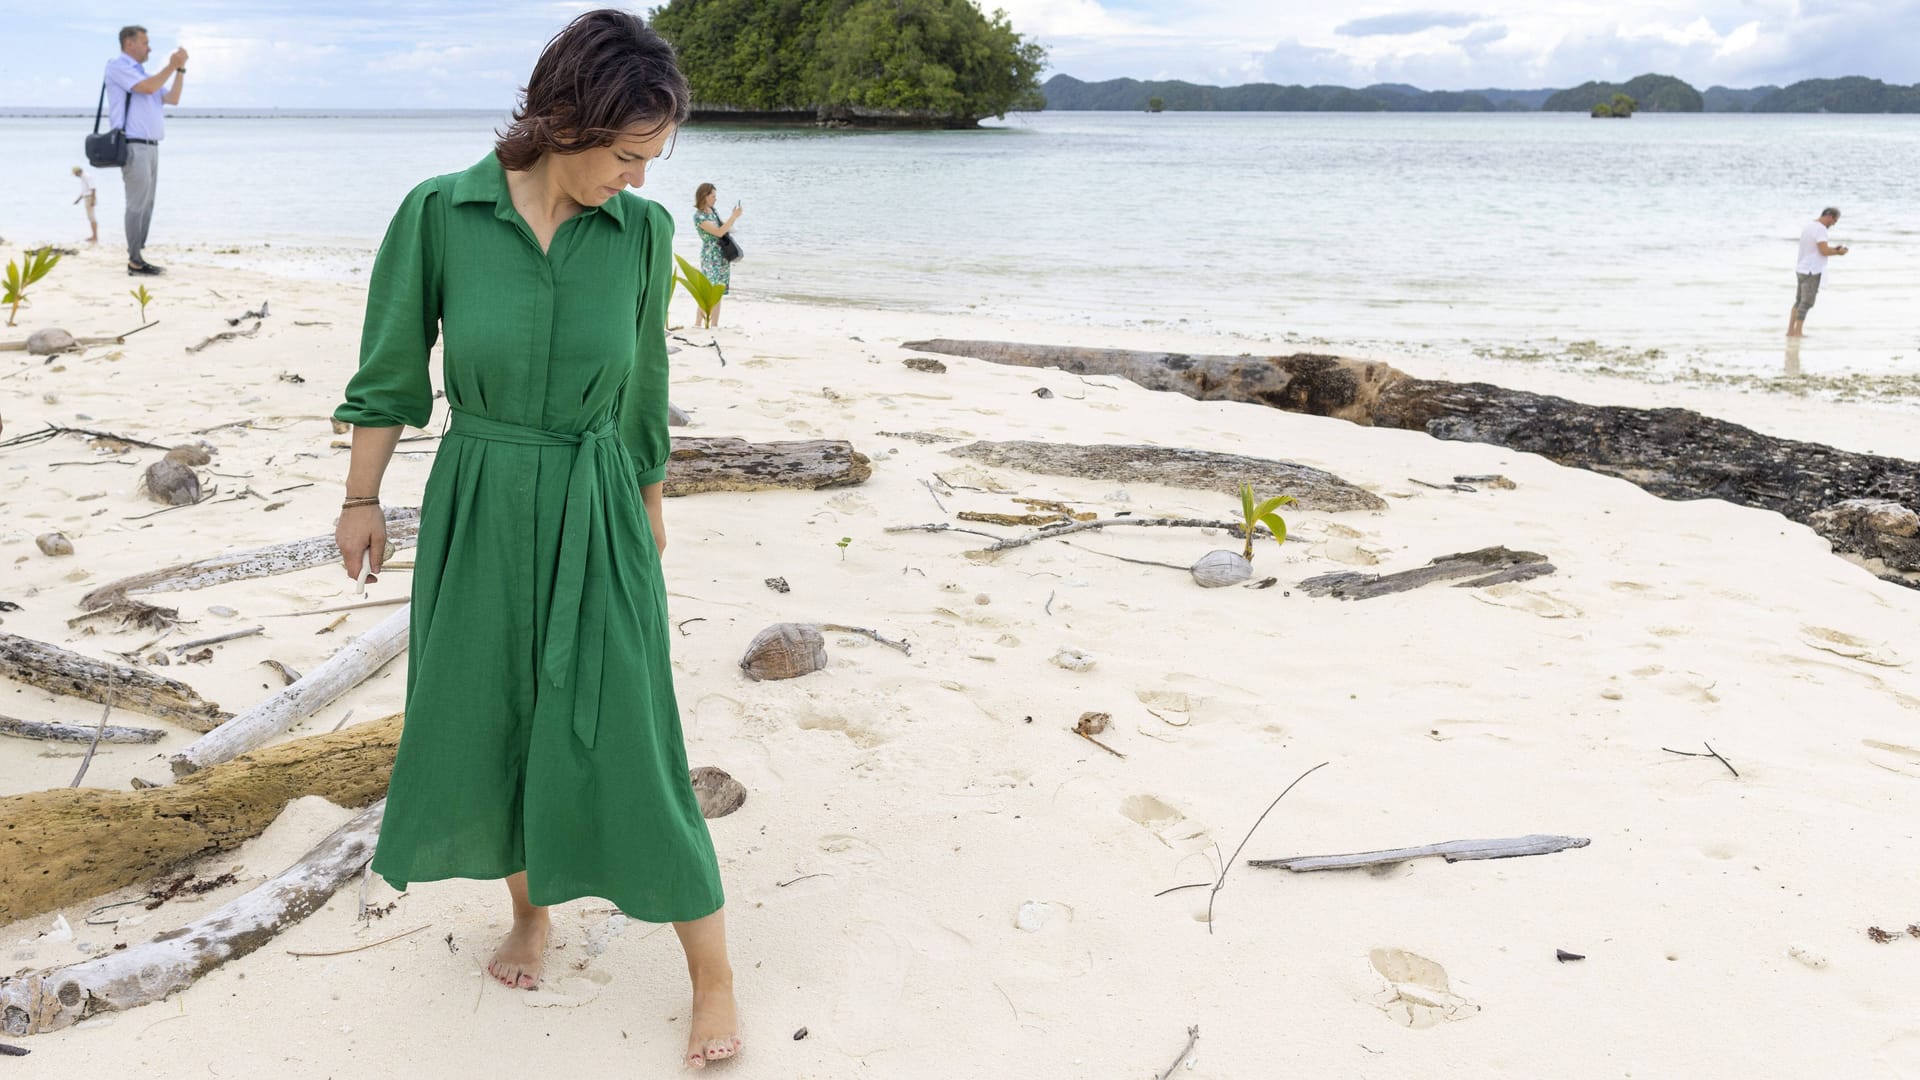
<box><xmin>642</xmin><ymin>482</ymin><xmax>667</xmax><ymax>557</ymax></box>
<box><xmin>727</xmin><ymin>202</ymin><xmax>743</xmax><ymax>223</ymax></box>
<box><xmin>336</xmin><ymin>505</ymin><xmax>389</xmax><ymax>584</ymax></box>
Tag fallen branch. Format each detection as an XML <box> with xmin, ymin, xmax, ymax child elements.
<box><xmin>287</xmin><ymin>922</ymin><xmax>431</xmax><ymax>959</ymax></box>
<box><xmin>669</xmin><ymin>333</ymin><xmax>726</xmax><ymax>366</ymax></box>
<box><xmin>0</xmin><ymin>799</ymin><xmax>384</xmax><ymax>1035</ymax></box>
<box><xmin>1156</xmin><ymin>1025</ymin><xmax>1200</xmax><ymax>1080</ymax></box>
<box><xmin>0</xmin><ymin>423</ymin><xmax>172</xmax><ymax>453</ymax></box>
<box><xmin>1207</xmin><ymin>761</ymin><xmax>1329</xmax><ymax>934</ymax></box>
<box><xmin>67</xmin><ymin>697</ymin><xmax>115</xmax><ymax>788</ymax></box>
<box><xmin>185</xmin><ymin>320</ymin><xmax>261</xmax><ymax>354</ymax></box>
<box><xmin>79</xmin><ymin>507</ymin><xmax>421</xmax><ymax>610</ymax></box>
<box><xmin>0</xmin><ymin>714</ymin><xmax>401</xmax><ymax>925</ymax></box>
<box><xmin>172</xmin><ymin>606</ymin><xmax>408</xmax><ymax>776</ymax></box>
<box><xmin>262</xmin><ymin>597</ymin><xmax>408</xmax><ymax>619</ymax></box>
<box><xmin>1661</xmin><ymin>742</ymin><xmax>1739</xmax><ymax>778</ymax></box>
<box><xmin>0</xmin><ymin>633</ymin><xmax>228</xmax><ymax>730</ymax></box>
<box><xmin>0</xmin><ymin>713</ymin><xmax>163</xmax><ymax>744</ymax></box>
<box><xmin>981</xmin><ymin>517</ymin><xmax>1279</xmax><ymax>554</ymax></box>
<box><xmin>1247</xmin><ymin>834</ymin><xmax>1592</xmax><ymax>872</ymax></box>
<box><xmin>883</xmin><ymin>522</ymin><xmax>1005</xmax><ymax>541</ymax></box>
<box><xmin>168</xmin><ymin>626</ymin><xmax>264</xmax><ymax>653</ymax></box>
<box><xmin>1297</xmin><ymin>546</ymin><xmax>1553</xmax><ymax>599</ymax></box>
<box><xmin>948</xmin><ymin>441</ymin><xmax>1383</xmax><ymax>513</ymax></box>
<box><xmin>816</xmin><ymin>623</ymin><xmax>911</xmax><ymax>656</ymax></box>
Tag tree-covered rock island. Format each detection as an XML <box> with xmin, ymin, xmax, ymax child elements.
<box><xmin>652</xmin><ymin>0</ymin><xmax>1046</xmax><ymax>127</ymax></box>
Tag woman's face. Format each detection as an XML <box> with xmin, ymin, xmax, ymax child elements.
<box><xmin>701</xmin><ymin>189</ymin><xmax>717</xmax><ymax>211</ymax></box>
<box><xmin>555</xmin><ymin>123</ymin><xmax>674</xmax><ymax>207</ymax></box>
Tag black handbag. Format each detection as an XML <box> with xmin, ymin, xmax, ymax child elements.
<box><xmin>84</xmin><ymin>82</ymin><xmax>132</xmax><ymax>168</ymax></box>
<box><xmin>718</xmin><ymin>231</ymin><xmax>743</xmax><ymax>263</ymax></box>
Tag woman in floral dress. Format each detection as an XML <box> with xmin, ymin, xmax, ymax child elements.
<box><xmin>691</xmin><ymin>182</ymin><xmax>741</xmax><ymax>328</ymax></box>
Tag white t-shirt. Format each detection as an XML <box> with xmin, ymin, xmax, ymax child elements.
<box><xmin>76</xmin><ymin>173</ymin><xmax>94</xmax><ymax>198</ymax></box>
<box><xmin>1796</xmin><ymin>221</ymin><xmax>1830</xmax><ymax>275</ymax></box>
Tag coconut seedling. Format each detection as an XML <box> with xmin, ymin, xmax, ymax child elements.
<box><xmin>130</xmin><ymin>284</ymin><xmax>153</xmax><ymax>322</ymax></box>
<box><xmin>1191</xmin><ymin>483</ymin><xmax>1295</xmax><ymax>588</ymax></box>
<box><xmin>672</xmin><ymin>254</ymin><xmax>725</xmax><ymax>325</ymax></box>
<box><xmin>4</xmin><ymin>247</ymin><xmax>62</xmax><ymax>327</ymax></box>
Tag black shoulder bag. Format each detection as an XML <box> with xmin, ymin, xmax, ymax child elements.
<box><xmin>718</xmin><ymin>231</ymin><xmax>743</xmax><ymax>263</ymax></box>
<box><xmin>85</xmin><ymin>82</ymin><xmax>132</xmax><ymax>168</ymax></box>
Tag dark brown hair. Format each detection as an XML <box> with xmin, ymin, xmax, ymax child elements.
<box><xmin>694</xmin><ymin>182</ymin><xmax>715</xmax><ymax>210</ymax></box>
<box><xmin>119</xmin><ymin>25</ymin><xmax>147</xmax><ymax>46</ymax></box>
<box><xmin>495</xmin><ymin>10</ymin><xmax>691</xmax><ymax>172</ymax></box>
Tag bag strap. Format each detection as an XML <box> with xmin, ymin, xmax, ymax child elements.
<box><xmin>92</xmin><ymin>83</ymin><xmax>106</xmax><ymax>134</ymax></box>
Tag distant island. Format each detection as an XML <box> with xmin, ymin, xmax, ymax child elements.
<box><xmin>1041</xmin><ymin>72</ymin><xmax>1920</xmax><ymax>114</ymax></box>
<box><xmin>653</xmin><ymin>0</ymin><xmax>1045</xmax><ymax>127</ymax></box>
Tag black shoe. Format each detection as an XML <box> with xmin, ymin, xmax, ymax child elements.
<box><xmin>127</xmin><ymin>261</ymin><xmax>163</xmax><ymax>276</ymax></box>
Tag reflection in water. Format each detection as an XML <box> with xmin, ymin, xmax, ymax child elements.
<box><xmin>1785</xmin><ymin>338</ymin><xmax>1802</xmax><ymax>377</ymax></box>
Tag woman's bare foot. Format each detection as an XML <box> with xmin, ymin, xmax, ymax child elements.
<box><xmin>486</xmin><ymin>910</ymin><xmax>550</xmax><ymax>990</ymax></box>
<box><xmin>684</xmin><ymin>968</ymin><xmax>741</xmax><ymax>1069</ymax></box>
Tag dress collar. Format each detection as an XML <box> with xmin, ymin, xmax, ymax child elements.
<box><xmin>450</xmin><ymin>151</ymin><xmax>628</xmax><ymax>230</ymax></box>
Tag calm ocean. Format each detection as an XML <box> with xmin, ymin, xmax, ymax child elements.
<box><xmin>3</xmin><ymin>110</ymin><xmax>1916</xmax><ymax>386</ymax></box>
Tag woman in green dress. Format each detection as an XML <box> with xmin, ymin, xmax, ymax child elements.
<box><xmin>331</xmin><ymin>10</ymin><xmax>739</xmax><ymax>1069</ymax></box>
<box><xmin>691</xmin><ymin>182</ymin><xmax>741</xmax><ymax>328</ymax></box>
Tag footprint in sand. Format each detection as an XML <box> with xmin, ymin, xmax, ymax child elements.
<box><xmin>1863</xmin><ymin>740</ymin><xmax>1920</xmax><ymax>778</ymax></box>
<box><xmin>1119</xmin><ymin>794</ymin><xmax>1211</xmax><ymax>852</ymax></box>
<box><xmin>1800</xmin><ymin>625</ymin><xmax>1907</xmax><ymax>668</ymax></box>
<box><xmin>521</xmin><ymin>967</ymin><xmax>613</xmax><ymax>1009</ymax></box>
<box><xmin>1368</xmin><ymin>947</ymin><xmax>1479</xmax><ymax>1028</ymax></box>
<box><xmin>1470</xmin><ymin>583</ymin><xmax>1582</xmax><ymax>619</ymax></box>
<box><xmin>1628</xmin><ymin>665</ymin><xmax>1721</xmax><ymax>704</ymax></box>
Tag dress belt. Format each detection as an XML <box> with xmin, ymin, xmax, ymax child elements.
<box><xmin>446</xmin><ymin>409</ymin><xmax>622</xmax><ymax>750</ymax></box>
<box><xmin>126</xmin><ymin>138</ymin><xmax>158</xmax><ymax>145</ymax></box>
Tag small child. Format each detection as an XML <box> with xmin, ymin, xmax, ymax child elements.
<box><xmin>72</xmin><ymin>166</ymin><xmax>98</xmax><ymax>245</ymax></box>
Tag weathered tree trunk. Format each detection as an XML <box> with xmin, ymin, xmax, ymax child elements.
<box><xmin>0</xmin><ymin>634</ymin><xmax>229</xmax><ymax>730</ymax></box>
<box><xmin>1298</xmin><ymin>546</ymin><xmax>1555</xmax><ymax>599</ymax></box>
<box><xmin>81</xmin><ymin>506</ymin><xmax>423</xmax><ymax>610</ymax></box>
<box><xmin>171</xmin><ymin>606</ymin><xmax>409</xmax><ymax>776</ymax></box>
<box><xmin>904</xmin><ymin>339</ymin><xmax>1920</xmax><ymax>577</ymax></box>
<box><xmin>946</xmin><ymin>441</ymin><xmax>1385</xmax><ymax>512</ymax></box>
<box><xmin>666</xmin><ymin>437</ymin><xmax>871</xmax><ymax>495</ymax></box>
<box><xmin>0</xmin><ymin>800</ymin><xmax>384</xmax><ymax>1036</ymax></box>
<box><xmin>0</xmin><ymin>713</ymin><xmax>163</xmax><ymax>744</ymax></box>
<box><xmin>0</xmin><ymin>714</ymin><xmax>401</xmax><ymax>925</ymax></box>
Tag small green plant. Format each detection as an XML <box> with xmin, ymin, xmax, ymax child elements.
<box><xmin>673</xmin><ymin>254</ymin><xmax>725</xmax><ymax>324</ymax></box>
<box><xmin>836</xmin><ymin>536</ymin><xmax>852</xmax><ymax>560</ymax></box>
<box><xmin>1238</xmin><ymin>483</ymin><xmax>1295</xmax><ymax>561</ymax></box>
<box><xmin>130</xmin><ymin>284</ymin><xmax>154</xmax><ymax>322</ymax></box>
<box><xmin>4</xmin><ymin>247</ymin><xmax>62</xmax><ymax>327</ymax></box>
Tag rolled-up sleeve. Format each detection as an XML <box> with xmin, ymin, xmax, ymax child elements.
<box><xmin>620</xmin><ymin>200</ymin><xmax>675</xmax><ymax>487</ymax></box>
<box><xmin>335</xmin><ymin>180</ymin><xmax>442</xmax><ymax>430</ymax></box>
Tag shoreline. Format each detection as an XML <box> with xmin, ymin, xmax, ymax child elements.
<box><xmin>4</xmin><ymin>246</ymin><xmax>1920</xmax><ymax>1077</ymax></box>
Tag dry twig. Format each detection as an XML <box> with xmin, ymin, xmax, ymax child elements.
<box><xmin>1206</xmin><ymin>761</ymin><xmax>1329</xmax><ymax>934</ymax></box>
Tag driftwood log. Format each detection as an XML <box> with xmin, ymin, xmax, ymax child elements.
<box><xmin>946</xmin><ymin>441</ymin><xmax>1384</xmax><ymax>512</ymax></box>
<box><xmin>1298</xmin><ymin>546</ymin><xmax>1555</xmax><ymax>599</ymax></box>
<box><xmin>1249</xmin><ymin>834</ymin><xmax>1591</xmax><ymax>871</ymax></box>
<box><xmin>0</xmin><ymin>634</ymin><xmax>228</xmax><ymax>730</ymax></box>
<box><xmin>0</xmin><ymin>713</ymin><xmax>400</xmax><ymax>925</ymax></box>
<box><xmin>0</xmin><ymin>799</ymin><xmax>384</xmax><ymax>1036</ymax></box>
<box><xmin>903</xmin><ymin>340</ymin><xmax>1920</xmax><ymax>579</ymax></box>
<box><xmin>0</xmin><ymin>713</ymin><xmax>163</xmax><ymax>745</ymax></box>
<box><xmin>665</xmin><ymin>437</ymin><xmax>870</xmax><ymax>496</ymax></box>
<box><xmin>80</xmin><ymin>506</ymin><xmax>422</xmax><ymax>610</ymax></box>
<box><xmin>171</xmin><ymin>606</ymin><xmax>408</xmax><ymax>776</ymax></box>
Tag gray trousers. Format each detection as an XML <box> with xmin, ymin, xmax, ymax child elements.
<box><xmin>1793</xmin><ymin>272</ymin><xmax>1822</xmax><ymax>319</ymax></box>
<box><xmin>122</xmin><ymin>142</ymin><xmax>159</xmax><ymax>263</ymax></box>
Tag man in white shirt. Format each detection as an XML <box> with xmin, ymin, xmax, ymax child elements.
<box><xmin>104</xmin><ymin>25</ymin><xmax>187</xmax><ymax>276</ymax></box>
<box><xmin>1788</xmin><ymin>207</ymin><xmax>1847</xmax><ymax>338</ymax></box>
<box><xmin>72</xmin><ymin>166</ymin><xmax>98</xmax><ymax>245</ymax></box>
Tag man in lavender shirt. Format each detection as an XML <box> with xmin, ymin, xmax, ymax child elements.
<box><xmin>105</xmin><ymin>25</ymin><xmax>187</xmax><ymax>276</ymax></box>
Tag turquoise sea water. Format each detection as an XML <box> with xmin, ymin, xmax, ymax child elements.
<box><xmin>2</xmin><ymin>110</ymin><xmax>1916</xmax><ymax>384</ymax></box>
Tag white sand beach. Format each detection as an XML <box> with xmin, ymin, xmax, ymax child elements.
<box><xmin>5</xmin><ymin>242</ymin><xmax>1920</xmax><ymax>1078</ymax></box>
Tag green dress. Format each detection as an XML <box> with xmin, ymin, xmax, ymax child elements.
<box><xmin>335</xmin><ymin>152</ymin><xmax>724</xmax><ymax>923</ymax></box>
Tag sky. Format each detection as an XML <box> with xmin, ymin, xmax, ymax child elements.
<box><xmin>0</xmin><ymin>0</ymin><xmax>1916</xmax><ymax>109</ymax></box>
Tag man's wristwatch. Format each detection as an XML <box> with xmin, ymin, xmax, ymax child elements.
<box><xmin>176</xmin><ymin>67</ymin><xmax>187</xmax><ymax>74</ymax></box>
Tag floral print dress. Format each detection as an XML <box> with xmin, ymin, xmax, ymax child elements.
<box><xmin>694</xmin><ymin>208</ymin><xmax>729</xmax><ymax>291</ymax></box>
